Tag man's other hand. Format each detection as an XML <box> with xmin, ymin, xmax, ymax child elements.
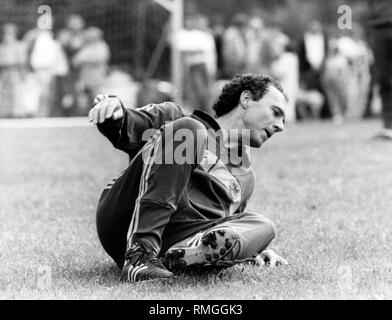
<box><xmin>88</xmin><ymin>94</ymin><xmax>124</xmax><ymax>124</ymax></box>
<box><xmin>254</xmin><ymin>249</ymin><xmax>289</xmax><ymax>268</ymax></box>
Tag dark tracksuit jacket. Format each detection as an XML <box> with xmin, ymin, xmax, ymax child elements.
<box><xmin>96</xmin><ymin>102</ymin><xmax>255</xmax><ymax>268</ymax></box>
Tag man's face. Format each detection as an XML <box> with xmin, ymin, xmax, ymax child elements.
<box><xmin>242</xmin><ymin>86</ymin><xmax>287</xmax><ymax>148</ymax></box>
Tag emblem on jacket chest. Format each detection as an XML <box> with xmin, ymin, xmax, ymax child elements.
<box><xmin>229</xmin><ymin>178</ymin><xmax>241</xmax><ymax>202</ymax></box>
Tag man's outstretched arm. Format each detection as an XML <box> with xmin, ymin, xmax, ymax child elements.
<box><xmin>254</xmin><ymin>250</ymin><xmax>289</xmax><ymax>268</ymax></box>
<box><xmin>88</xmin><ymin>95</ymin><xmax>188</xmax><ymax>157</ymax></box>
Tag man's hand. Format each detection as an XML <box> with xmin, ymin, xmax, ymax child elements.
<box><xmin>88</xmin><ymin>94</ymin><xmax>124</xmax><ymax>124</ymax></box>
<box><xmin>253</xmin><ymin>249</ymin><xmax>289</xmax><ymax>268</ymax></box>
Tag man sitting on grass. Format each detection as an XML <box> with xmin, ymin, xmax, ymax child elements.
<box><xmin>90</xmin><ymin>74</ymin><xmax>288</xmax><ymax>282</ymax></box>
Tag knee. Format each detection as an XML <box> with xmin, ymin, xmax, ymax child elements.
<box><xmin>263</xmin><ymin>217</ymin><xmax>276</xmax><ymax>240</ymax></box>
<box><xmin>254</xmin><ymin>214</ymin><xmax>276</xmax><ymax>253</ymax></box>
<box><xmin>246</xmin><ymin>211</ymin><xmax>276</xmax><ymax>239</ymax></box>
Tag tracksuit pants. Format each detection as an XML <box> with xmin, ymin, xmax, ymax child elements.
<box><xmin>96</xmin><ymin>117</ymin><xmax>276</xmax><ymax>269</ymax></box>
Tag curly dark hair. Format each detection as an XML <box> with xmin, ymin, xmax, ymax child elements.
<box><xmin>212</xmin><ymin>74</ymin><xmax>288</xmax><ymax>118</ymax></box>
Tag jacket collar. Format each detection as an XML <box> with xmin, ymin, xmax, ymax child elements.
<box><xmin>191</xmin><ymin>109</ymin><xmax>221</xmax><ymax>131</ymax></box>
<box><xmin>191</xmin><ymin>109</ymin><xmax>250</xmax><ymax>166</ymax></box>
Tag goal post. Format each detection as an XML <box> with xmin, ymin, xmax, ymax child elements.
<box><xmin>153</xmin><ymin>0</ymin><xmax>184</xmax><ymax>104</ymax></box>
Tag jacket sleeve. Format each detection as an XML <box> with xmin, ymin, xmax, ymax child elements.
<box><xmin>97</xmin><ymin>101</ymin><xmax>188</xmax><ymax>158</ymax></box>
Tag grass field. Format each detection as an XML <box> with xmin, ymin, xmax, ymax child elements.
<box><xmin>1</xmin><ymin>118</ymin><xmax>392</xmax><ymax>300</ymax></box>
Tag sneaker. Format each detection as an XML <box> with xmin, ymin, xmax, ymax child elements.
<box><xmin>120</xmin><ymin>244</ymin><xmax>173</xmax><ymax>282</ymax></box>
<box><xmin>165</xmin><ymin>228</ymin><xmax>239</xmax><ymax>270</ymax></box>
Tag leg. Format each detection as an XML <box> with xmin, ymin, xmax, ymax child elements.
<box><xmin>128</xmin><ymin>117</ymin><xmax>207</xmax><ymax>255</ymax></box>
<box><xmin>323</xmin><ymin>79</ymin><xmax>341</xmax><ymax>121</ymax></box>
<box><xmin>372</xmin><ymin>26</ymin><xmax>392</xmax><ymax>129</ymax></box>
<box><xmin>165</xmin><ymin>211</ymin><xmax>276</xmax><ymax>269</ymax></box>
<box><xmin>96</xmin><ymin>153</ymin><xmax>145</xmax><ymax>269</ymax></box>
<box><xmin>96</xmin><ymin>117</ymin><xmax>207</xmax><ymax>269</ymax></box>
<box><xmin>215</xmin><ymin>211</ymin><xmax>276</xmax><ymax>259</ymax></box>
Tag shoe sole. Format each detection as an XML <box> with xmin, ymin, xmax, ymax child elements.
<box><xmin>165</xmin><ymin>228</ymin><xmax>238</xmax><ymax>270</ymax></box>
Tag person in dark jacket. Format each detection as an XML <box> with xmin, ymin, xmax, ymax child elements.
<box><xmin>89</xmin><ymin>74</ymin><xmax>289</xmax><ymax>282</ymax></box>
<box><xmin>298</xmin><ymin>20</ymin><xmax>330</xmax><ymax>119</ymax></box>
<box><xmin>368</xmin><ymin>0</ymin><xmax>392</xmax><ymax>139</ymax></box>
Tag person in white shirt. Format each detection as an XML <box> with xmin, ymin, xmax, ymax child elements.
<box><xmin>0</xmin><ymin>24</ymin><xmax>27</xmax><ymax>118</ymax></box>
<box><xmin>72</xmin><ymin>27</ymin><xmax>110</xmax><ymax>115</ymax></box>
<box><xmin>174</xmin><ymin>15</ymin><xmax>217</xmax><ymax>114</ymax></box>
<box><xmin>321</xmin><ymin>29</ymin><xmax>372</xmax><ymax>124</ymax></box>
<box><xmin>222</xmin><ymin>14</ymin><xmax>249</xmax><ymax>78</ymax></box>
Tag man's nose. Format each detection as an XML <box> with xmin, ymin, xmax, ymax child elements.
<box><xmin>273</xmin><ymin>118</ymin><xmax>284</xmax><ymax>133</ymax></box>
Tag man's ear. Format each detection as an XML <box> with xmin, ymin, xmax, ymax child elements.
<box><xmin>240</xmin><ymin>90</ymin><xmax>252</xmax><ymax>109</ymax></box>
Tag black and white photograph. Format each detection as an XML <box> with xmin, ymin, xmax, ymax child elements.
<box><xmin>0</xmin><ymin>0</ymin><xmax>391</xmax><ymax>305</ymax></box>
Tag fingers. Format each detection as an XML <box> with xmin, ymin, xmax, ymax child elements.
<box><xmin>88</xmin><ymin>108</ymin><xmax>94</xmax><ymax>123</ymax></box>
<box><xmin>252</xmin><ymin>255</ymin><xmax>265</xmax><ymax>267</ymax></box>
<box><xmin>88</xmin><ymin>105</ymin><xmax>99</xmax><ymax>124</ymax></box>
<box><xmin>268</xmin><ymin>254</ymin><xmax>278</xmax><ymax>268</ymax></box>
<box><xmin>111</xmin><ymin>104</ymin><xmax>124</xmax><ymax>120</ymax></box>
<box><xmin>88</xmin><ymin>95</ymin><xmax>122</xmax><ymax>124</ymax></box>
<box><xmin>278</xmin><ymin>256</ymin><xmax>289</xmax><ymax>266</ymax></box>
<box><xmin>260</xmin><ymin>250</ymin><xmax>272</xmax><ymax>266</ymax></box>
<box><xmin>98</xmin><ymin>98</ymin><xmax>109</xmax><ymax>123</ymax></box>
<box><xmin>106</xmin><ymin>98</ymin><xmax>121</xmax><ymax>120</ymax></box>
<box><xmin>107</xmin><ymin>96</ymin><xmax>124</xmax><ymax>120</ymax></box>
<box><xmin>260</xmin><ymin>250</ymin><xmax>288</xmax><ymax>268</ymax></box>
<box><xmin>89</xmin><ymin>94</ymin><xmax>105</xmax><ymax>123</ymax></box>
<box><xmin>94</xmin><ymin>94</ymin><xmax>105</xmax><ymax>105</ymax></box>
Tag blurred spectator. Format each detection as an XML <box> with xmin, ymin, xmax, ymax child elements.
<box><xmin>194</xmin><ymin>15</ymin><xmax>217</xmax><ymax>87</ymax></box>
<box><xmin>24</xmin><ymin>15</ymin><xmax>67</xmax><ymax>117</ymax></box>
<box><xmin>296</xmin><ymin>88</ymin><xmax>325</xmax><ymax>119</ymax></box>
<box><xmin>350</xmin><ymin>28</ymin><xmax>373</xmax><ymax>121</ymax></box>
<box><xmin>72</xmin><ymin>27</ymin><xmax>110</xmax><ymax>115</ymax></box>
<box><xmin>245</xmin><ymin>17</ymin><xmax>263</xmax><ymax>73</ymax></box>
<box><xmin>211</xmin><ymin>14</ymin><xmax>225</xmax><ymax>79</ymax></box>
<box><xmin>321</xmin><ymin>37</ymin><xmax>354</xmax><ymax>124</ymax></box>
<box><xmin>368</xmin><ymin>0</ymin><xmax>392</xmax><ymax>139</ymax></box>
<box><xmin>137</xmin><ymin>79</ymin><xmax>173</xmax><ymax>107</ymax></box>
<box><xmin>245</xmin><ymin>16</ymin><xmax>273</xmax><ymax>75</ymax></box>
<box><xmin>58</xmin><ymin>14</ymin><xmax>86</xmax><ymax>60</ymax></box>
<box><xmin>102</xmin><ymin>66</ymin><xmax>140</xmax><ymax>108</ymax></box>
<box><xmin>269</xmin><ymin>31</ymin><xmax>299</xmax><ymax>122</ymax></box>
<box><xmin>222</xmin><ymin>13</ymin><xmax>249</xmax><ymax>77</ymax></box>
<box><xmin>322</xmin><ymin>31</ymin><xmax>372</xmax><ymax>123</ymax></box>
<box><xmin>0</xmin><ymin>23</ymin><xmax>27</xmax><ymax>118</ymax></box>
<box><xmin>174</xmin><ymin>14</ymin><xmax>216</xmax><ymax>114</ymax></box>
<box><xmin>298</xmin><ymin>20</ymin><xmax>329</xmax><ymax>118</ymax></box>
<box><xmin>57</xmin><ymin>14</ymin><xmax>86</xmax><ymax>115</ymax></box>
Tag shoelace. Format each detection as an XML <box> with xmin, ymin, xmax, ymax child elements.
<box><xmin>127</xmin><ymin>243</ymin><xmax>165</xmax><ymax>268</ymax></box>
<box><xmin>146</xmin><ymin>253</ymin><xmax>165</xmax><ymax>268</ymax></box>
<box><xmin>125</xmin><ymin>243</ymin><xmax>146</xmax><ymax>263</ymax></box>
